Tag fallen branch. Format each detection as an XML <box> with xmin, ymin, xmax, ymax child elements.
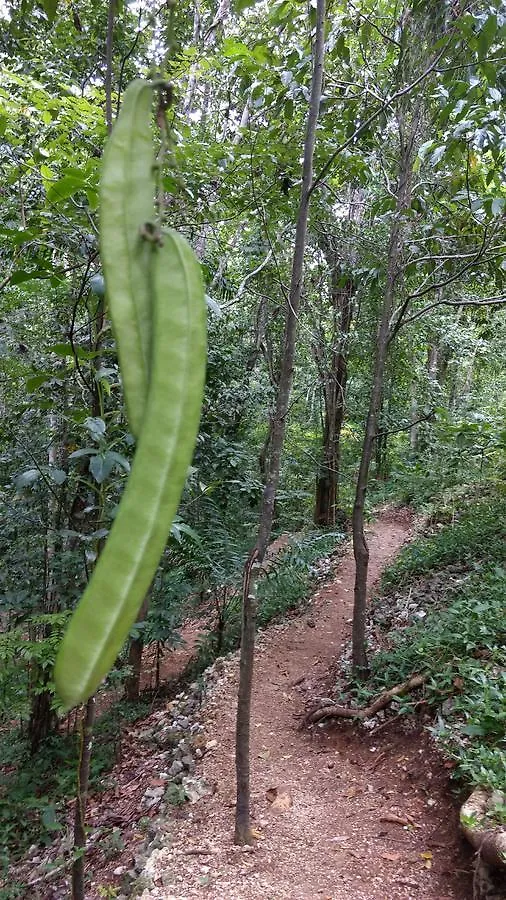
<box><xmin>306</xmin><ymin>673</ymin><xmax>427</xmax><ymax>724</ymax></box>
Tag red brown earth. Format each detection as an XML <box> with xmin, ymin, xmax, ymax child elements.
<box><xmin>83</xmin><ymin>509</ymin><xmax>473</xmax><ymax>899</ymax></box>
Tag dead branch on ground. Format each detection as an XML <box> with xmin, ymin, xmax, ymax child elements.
<box><xmin>306</xmin><ymin>673</ymin><xmax>427</xmax><ymax>724</ymax></box>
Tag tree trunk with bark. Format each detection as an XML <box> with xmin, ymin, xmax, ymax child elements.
<box><xmin>124</xmin><ymin>593</ymin><xmax>150</xmax><ymax>702</ymax></box>
<box><xmin>29</xmin><ymin>408</ymin><xmax>66</xmax><ymax>753</ymax></box>
<box><xmin>71</xmin><ymin>696</ymin><xmax>96</xmax><ymax>900</ymax></box>
<box><xmin>314</xmin><ymin>273</ymin><xmax>355</xmax><ymax>526</ymax></box>
<box><xmin>351</xmin><ymin>13</ymin><xmax>423</xmax><ymax>673</ymax></box>
<box><xmin>234</xmin><ymin>0</ymin><xmax>326</xmax><ymax>845</ymax></box>
<box><xmin>313</xmin><ymin>189</ymin><xmax>363</xmax><ymax>526</ymax></box>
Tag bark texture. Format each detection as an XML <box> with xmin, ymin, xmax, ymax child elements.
<box><xmin>124</xmin><ymin>592</ymin><xmax>150</xmax><ymax>702</ymax></box>
<box><xmin>313</xmin><ymin>192</ymin><xmax>363</xmax><ymax>526</ymax></box>
<box><xmin>460</xmin><ymin>788</ymin><xmax>506</xmax><ymax>872</ymax></box>
<box><xmin>71</xmin><ymin>696</ymin><xmax>96</xmax><ymax>900</ymax></box>
<box><xmin>29</xmin><ymin>409</ymin><xmax>66</xmax><ymax>753</ymax></box>
<box><xmin>313</xmin><ymin>273</ymin><xmax>354</xmax><ymax>526</ymax></box>
<box><xmin>351</xmin><ymin>7</ymin><xmax>427</xmax><ymax>674</ymax></box>
<box><xmin>234</xmin><ymin>0</ymin><xmax>326</xmax><ymax>844</ymax></box>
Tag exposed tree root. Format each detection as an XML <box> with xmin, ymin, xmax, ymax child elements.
<box><xmin>460</xmin><ymin>788</ymin><xmax>506</xmax><ymax>871</ymax></box>
<box><xmin>306</xmin><ymin>673</ymin><xmax>427</xmax><ymax>724</ymax></box>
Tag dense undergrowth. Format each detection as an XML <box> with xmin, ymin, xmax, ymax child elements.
<box><xmin>0</xmin><ymin>699</ymin><xmax>150</xmax><ymax>876</ymax></box>
<box><xmin>361</xmin><ymin>495</ymin><xmax>506</xmax><ymax>795</ymax></box>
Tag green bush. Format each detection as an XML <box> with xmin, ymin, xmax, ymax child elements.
<box><xmin>382</xmin><ymin>498</ymin><xmax>506</xmax><ymax>589</ymax></box>
<box><xmin>365</xmin><ymin>500</ymin><xmax>506</xmax><ymax>794</ymax></box>
<box><xmin>0</xmin><ymin>699</ymin><xmax>149</xmax><ymax>871</ymax></box>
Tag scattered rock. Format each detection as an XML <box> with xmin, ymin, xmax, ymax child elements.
<box><xmin>182</xmin><ymin>754</ymin><xmax>196</xmax><ymax>774</ymax></box>
<box><xmin>155</xmin><ymin>727</ymin><xmax>181</xmax><ymax>749</ymax></box>
<box><xmin>142</xmin><ymin>786</ymin><xmax>165</xmax><ymax>809</ymax></box>
<box><xmin>183</xmin><ymin>777</ymin><xmax>215</xmax><ymax>804</ymax></box>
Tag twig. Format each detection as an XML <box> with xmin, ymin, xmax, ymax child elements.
<box><xmin>309</xmin><ymin>42</ymin><xmax>449</xmax><ymax>197</ymax></box>
<box><xmin>105</xmin><ymin>0</ymin><xmax>115</xmax><ymax>134</ymax></box>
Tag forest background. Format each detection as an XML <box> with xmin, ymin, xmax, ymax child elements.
<box><xmin>0</xmin><ymin>0</ymin><xmax>505</xmax><ymax>895</ymax></box>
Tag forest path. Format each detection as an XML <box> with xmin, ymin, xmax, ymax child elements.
<box><xmin>141</xmin><ymin>510</ymin><xmax>473</xmax><ymax>900</ymax></box>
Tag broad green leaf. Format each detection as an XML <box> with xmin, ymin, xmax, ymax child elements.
<box><xmin>46</xmin><ymin>174</ymin><xmax>86</xmax><ymax>204</ymax></box>
<box><xmin>40</xmin><ymin>0</ymin><xmax>58</xmax><ymax>22</ymax></box>
<box><xmin>430</xmin><ymin>146</ymin><xmax>445</xmax><ymax>166</ymax></box>
<box><xmin>89</xmin><ymin>453</ymin><xmax>115</xmax><ymax>484</ymax></box>
<box><xmin>10</xmin><ymin>270</ymin><xmax>48</xmax><ymax>285</ymax></box>
<box><xmin>477</xmin><ymin>15</ymin><xmax>497</xmax><ymax>59</ymax></box>
<box><xmin>68</xmin><ymin>447</ymin><xmax>99</xmax><ymax>460</ymax></box>
<box><xmin>84</xmin><ymin>416</ymin><xmax>106</xmax><ymax>441</ymax></box>
<box><xmin>47</xmin><ymin>342</ymin><xmax>99</xmax><ymax>360</ymax></box>
<box><xmin>106</xmin><ymin>451</ymin><xmax>131</xmax><ymax>473</ymax></box>
<box><xmin>25</xmin><ymin>373</ymin><xmax>52</xmax><ymax>391</ymax></box>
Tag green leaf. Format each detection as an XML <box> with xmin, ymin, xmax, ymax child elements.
<box><xmin>89</xmin><ymin>453</ymin><xmax>115</xmax><ymax>484</ymax></box>
<box><xmin>222</xmin><ymin>38</ymin><xmax>251</xmax><ymax>59</ymax></box>
<box><xmin>90</xmin><ymin>274</ymin><xmax>105</xmax><ymax>297</ymax></box>
<box><xmin>46</xmin><ymin>174</ymin><xmax>86</xmax><ymax>204</ymax></box>
<box><xmin>40</xmin><ymin>0</ymin><xmax>58</xmax><ymax>23</ymax></box>
<box><xmin>477</xmin><ymin>14</ymin><xmax>497</xmax><ymax>59</ymax></box>
<box><xmin>47</xmin><ymin>342</ymin><xmax>99</xmax><ymax>360</ymax></box>
<box><xmin>48</xmin><ymin>468</ymin><xmax>67</xmax><ymax>485</ymax></box>
<box><xmin>106</xmin><ymin>451</ymin><xmax>131</xmax><ymax>473</ymax></box>
<box><xmin>10</xmin><ymin>270</ymin><xmax>48</xmax><ymax>285</ymax></box>
<box><xmin>86</xmin><ymin>188</ymin><xmax>99</xmax><ymax>210</ymax></box>
<box><xmin>418</xmin><ymin>140</ymin><xmax>434</xmax><ymax>160</ymax></box>
<box><xmin>84</xmin><ymin>417</ymin><xmax>106</xmax><ymax>441</ymax></box>
<box><xmin>430</xmin><ymin>146</ymin><xmax>445</xmax><ymax>166</ymax></box>
<box><xmin>68</xmin><ymin>447</ymin><xmax>98</xmax><ymax>460</ymax></box>
<box><xmin>25</xmin><ymin>373</ymin><xmax>52</xmax><ymax>391</ymax></box>
<box><xmin>234</xmin><ymin>0</ymin><xmax>261</xmax><ymax>10</ymax></box>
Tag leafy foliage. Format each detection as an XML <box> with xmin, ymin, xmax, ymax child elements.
<box><xmin>0</xmin><ymin>699</ymin><xmax>149</xmax><ymax>870</ymax></box>
<box><xmin>364</xmin><ymin>500</ymin><xmax>506</xmax><ymax>792</ymax></box>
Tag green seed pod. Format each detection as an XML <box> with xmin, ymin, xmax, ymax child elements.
<box><xmin>100</xmin><ymin>79</ymin><xmax>155</xmax><ymax>438</ymax></box>
<box><xmin>55</xmin><ymin>230</ymin><xmax>206</xmax><ymax>709</ymax></box>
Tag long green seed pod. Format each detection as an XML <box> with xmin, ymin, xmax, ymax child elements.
<box><xmin>99</xmin><ymin>79</ymin><xmax>155</xmax><ymax>438</ymax></box>
<box><xmin>55</xmin><ymin>230</ymin><xmax>206</xmax><ymax>708</ymax></box>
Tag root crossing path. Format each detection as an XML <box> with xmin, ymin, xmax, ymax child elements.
<box><xmin>142</xmin><ymin>512</ymin><xmax>472</xmax><ymax>900</ymax></box>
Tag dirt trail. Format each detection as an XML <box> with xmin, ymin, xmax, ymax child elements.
<box><xmin>140</xmin><ymin>511</ymin><xmax>473</xmax><ymax>900</ymax></box>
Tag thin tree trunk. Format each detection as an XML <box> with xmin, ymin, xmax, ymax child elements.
<box><xmin>352</xmin><ymin>85</ymin><xmax>418</xmax><ymax>675</ymax></box>
<box><xmin>124</xmin><ymin>592</ymin><xmax>150</xmax><ymax>702</ymax></box>
<box><xmin>71</xmin><ymin>39</ymin><xmax>114</xmax><ymax>891</ymax></box>
<box><xmin>183</xmin><ymin>1</ymin><xmax>201</xmax><ymax>119</ymax></box>
<box><xmin>71</xmin><ymin>696</ymin><xmax>96</xmax><ymax>900</ymax></box>
<box><xmin>104</xmin><ymin>0</ymin><xmax>115</xmax><ymax>132</ymax></box>
<box><xmin>409</xmin><ymin>381</ymin><xmax>419</xmax><ymax>451</ymax></box>
<box><xmin>234</xmin><ymin>0</ymin><xmax>326</xmax><ymax>845</ymax></box>
<box><xmin>314</xmin><ymin>276</ymin><xmax>354</xmax><ymax>525</ymax></box>
<box><xmin>28</xmin><ymin>409</ymin><xmax>66</xmax><ymax>753</ymax></box>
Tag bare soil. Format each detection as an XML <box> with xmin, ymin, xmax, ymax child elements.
<box><xmin>126</xmin><ymin>510</ymin><xmax>473</xmax><ymax>900</ymax></box>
